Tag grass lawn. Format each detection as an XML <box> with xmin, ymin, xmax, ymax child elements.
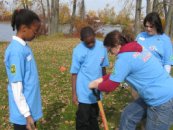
<box><xmin>0</xmin><ymin>35</ymin><xmax>172</xmax><ymax>130</ymax></box>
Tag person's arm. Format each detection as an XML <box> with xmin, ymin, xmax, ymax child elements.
<box><xmin>163</xmin><ymin>35</ymin><xmax>173</xmax><ymax>73</ymax></box>
<box><xmin>71</xmin><ymin>74</ymin><xmax>78</xmax><ymax>105</ymax></box>
<box><xmin>98</xmin><ymin>79</ymin><xmax>120</xmax><ymax>92</ymax></box>
<box><xmin>11</xmin><ymin>82</ymin><xmax>35</xmax><ymax>130</ymax></box>
<box><xmin>11</xmin><ymin>82</ymin><xmax>30</xmax><ymax>117</ymax></box>
<box><xmin>89</xmin><ymin>75</ymin><xmax>120</xmax><ymax>92</ymax></box>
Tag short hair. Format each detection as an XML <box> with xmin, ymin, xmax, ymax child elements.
<box><xmin>80</xmin><ymin>26</ymin><xmax>95</xmax><ymax>41</ymax></box>
<box><xmin>143</xmin><ymin>12</ymin><xmax>163</xmax><ymax>34</ymax></box>
<box><xmin>11</xmin><ymin>9</ymin><xmax>40</xmax><ymax>31</ymax></box>
<box><xmin>104</xmin><ymin>30</ymin><xmax>133</xmax><ymax>47</ymax></box>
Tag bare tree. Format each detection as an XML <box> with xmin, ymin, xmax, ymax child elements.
<box><xmin>80</xmin><ymin>0</ymin><xmax>85</xmax><ymax>21</ymax></box>
<box><xmin>165</xmin><ymin>0</ymin><xmax>173</xmax><ymax>36</ymax></box>
<box><xmin>134</xmin><ymin>0</ymin><xmax>142</xmax><ymax>35</ymax></box>
<box><xmin>163</xmin><ymin>0</ymin><xmax>168</xmax><ymax>19</ymax></box>
<box><xmin>171</xmin><ymin>15</ymin><xmax>173</xmax><ymax>38</ymax></box>
<box><xmin>36</xmin><ymin>0</ymin><xmax>47</xmax><ymax>34</ymax></box>
<box><xmin>46</xmin><ymin>0</ymin><xmax>59</xmax><ymax>34</ymax></box>
<box><xmin>69</xmin><ymin>0</ymin><xmax>77</xmax><ymax>34</ymax></box>
<box><xmin>152</xmin><ymin>0</ymin><xmax>159</xmax><ymax>12</ymax></box>
<box><xmin>146</xmin><ymin>0</ymin><xmax>152</xmax><ymax>14</ymax></box>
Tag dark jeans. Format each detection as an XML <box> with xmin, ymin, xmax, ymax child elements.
<box><xmin>14</xmin><ymin>122</ymin><xmax>36</xmax><ymax>130</ymax></box>
<box><xmin>76</xmin><ymin>103</ymin><xmax>100</xmax><ymax>130</ymax></box>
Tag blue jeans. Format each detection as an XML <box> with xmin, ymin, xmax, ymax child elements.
<box><xmin>119</xmin><ymin>98</ymin><xmax>173</xmax><ymax>130</ymax></box>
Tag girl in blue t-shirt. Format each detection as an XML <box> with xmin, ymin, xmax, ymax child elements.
<box><xmin>136</xmin><ymin>12</ymin><xmax>173</xmax><ymax>72</ymax></box>
<box><xmin>4</xmin><ymin>9</ymin><xmax>42</xmax><ymax>130</ymax></box>
<box><xmin>89</xmin><ymin>30</ymin><xmax>173</xmax><ymax>130</ymax></box>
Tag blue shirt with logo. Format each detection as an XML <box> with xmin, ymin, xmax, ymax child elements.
<box><xmin>136</xmin><ymin>32</ymin><xmax>173</xmax><ymax>65</ymax></box>
<box><xmin>70</xmin><ymin>40</ymin><xmax>109</xmax><ymax>104</ymax></box>
<box><xmin>110</xmin><ymin>47</ymin><xmax>173</xmax><ymax>106</ymax></box>
<box><xmin>4</xmin><ymin>39</ymin><xmax>42</xmax><ymax>125</ymax></box>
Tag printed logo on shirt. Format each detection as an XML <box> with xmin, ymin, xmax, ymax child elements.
<box><xmin>10</xmin><ymin>64</ymin><xmax>16</xmax><ymax>74</ymax></box>
<box><xmin>139</xmin><ymin>37</ymin><xmax>145</xmax><ymax>41</ymax></box>
<box><xmin>27</xmin><ymin>55</ymin><xmax>32</xmax><ymax>61</ymax></box>
<box><xmin>149</xmin><ymin>46</ymin><xmax>157</xmax><ymax>51</ymax></box>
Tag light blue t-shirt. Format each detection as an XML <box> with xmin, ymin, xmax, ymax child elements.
<box><xmin>136</xmin><ymin>32</ymin><xmax>173</xmax><ymax>65</ymax></box>
<box><xmin>110</xmin><ymin>47</ymin><xmax>173</xmax><ymax>106</ymax></box>
<box><xmin>4</xmin><ymin>39</ymin><xmax>42</xmax><ymax>125</ymax></box>
<box><xmin>70</xmin><ymin>40</ymin><xmax>109</xmax><ymax>104</ymax></box>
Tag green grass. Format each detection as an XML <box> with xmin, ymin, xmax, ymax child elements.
<box><xmin>0</xmin><ymin>35</ymin><xmax>173</xmax><ymax>130</ymax></box>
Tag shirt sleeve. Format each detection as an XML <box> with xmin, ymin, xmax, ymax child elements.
<box><xmin>11</xmin><ymin>82</ymin><xmax>31</xmax><ymax>117</ymax></box>
<box><xmin>110</xmin><ymin>57</ymin><xmax>131</xmax><ymax>82</ymax></box>
<box><xmin>70</xmin><ymin>48</ymin><xmax>83</xmax><ymax>74</ymax></box>
<box><xmin>163</xmin><ymin>38</ymin><xmax>173</xmax><ymax>65</ymax></box>
<box><xmin>135</xmin><ymin>33</ymin><xmax>140</xmax><ymax>41</ymax></box>
<box><xmin>8</xmin><ymin>54</ymin><xmax>25</xmax><ymax>83</ymax></box>
<box><xmin>101</xmin><ymin>48</ymin><xmax>109</xmax><ymax>67</ymax></box>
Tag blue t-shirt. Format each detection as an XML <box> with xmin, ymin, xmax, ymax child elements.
<box><xmin>110</xmin><ymin>47</ymin><xmax>173</xmax><ymax>106</ymax></box>
<box><xmin>4</xmin><ymin>39</ymin><xmax>42</xmax><ymax>125</ymax></box>
<box><xmin>136</xmin><ymin>32</ymin><xmax>173</xmax><ymax>66</ymax></box>
<box><xmin>70</xmin><ymin>40</ymin><xmax>109</xmax><ymax>104</ymax></box>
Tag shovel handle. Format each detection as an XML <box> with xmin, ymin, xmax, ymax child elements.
<box><xmin>98</xmin><ymin>101</ymin><xmax>109</xmax><ymax>130</ymax></box>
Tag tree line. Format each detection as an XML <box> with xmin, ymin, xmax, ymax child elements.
<box><xmin>0</xmin><ymin>0</ymin><xmax>173</xmax><ymax>39</ymax></box>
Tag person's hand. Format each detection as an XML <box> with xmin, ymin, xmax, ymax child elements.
<box><xmin>72</xmin><ymin>94</ymin><xmax>78</xmax><ymax>106</ymax></box>
<box><xmin>89</xmin><ymin>78</ymin><xmax>103</xmax><ymax>89</ymax></box>
<box><xmin>89</xmin><ymin>80</ymin><xmax>99</xmax><ymax>89</ymax></box>
<box><xmin>26</xmin><ymin>116</ymin><xmax>36</xmax><ymax>130</ymax></box>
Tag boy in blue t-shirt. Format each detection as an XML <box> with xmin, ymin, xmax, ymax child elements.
<box><xmin>70</xmin><ymin>26</ymin><xmax>109</xmax><ymax>130</ymax></box>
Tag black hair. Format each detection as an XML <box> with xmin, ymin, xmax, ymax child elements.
<box><xmin>80</xmin><ymin>26</ymin><xmax>95</xmax><ymax>41</ymax></box>
<box><xmin>11</xmin><ymin>9</ymin><xmax>40</xmax><ymax>31</ymax></box>
<box><xmin>143</xmin><ymin>12</ymin><xmax>163</xmax><ymax>34</ymax></box>
<box><xmin>104</xmin><ymin>30</ymin><xmax>133</xmax><ymax>47</ymax></box>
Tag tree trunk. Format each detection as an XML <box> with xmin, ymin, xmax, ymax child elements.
<box><xmin>146</xmin><ymin>0</ymin><xmax>152</xmax><ymax>14</ymax></box>
<box><xmin>46</xmin><ymin>0</ymin><xmax>51</xmax><ymax>34</ymax></box>
<box><xmin>134</xmin><ymin>0</ymin><xmax>142</xmax><ymax>36</ymax></box>
<box><xmin>152</xmin><ymin>0</ymin><xmax>159</xmax><ymax>12</ymax></box>
<box><xmin>69</xmin><ymin>0</ymin><xmax>77</xmax><ymax>34</ymax></box>
<box><xmin>40</xmin><ymin>0</ymin><xmax>46</xmax><ymax>34</ymax></box>
<box><xmin>171</xmin><ymin>15</ymin><xmax>173</xmax><ymax>39</ymax></box>
<box><xmin>163</xmin><ymin>0</ymin><xmax>168</xmax><ymax>20</ymax></box>
<box><xmin>80</xmin><ymin>0</ymin><xmax>85</xmax><ymax>21</ymax></box>
<box><xmin>56</xmin><ymin>0</ymin><xmax>59</xmax><ymax>32</ymax></box>
<box><xmin>49</xmin><ymin>0</ymin><xmax>59</xmax><ymax>34</ymax></box>
<box><xmin>165</xmin><ymin>0</ymin><xmax>173</xmax><ymax>36</ymax></box>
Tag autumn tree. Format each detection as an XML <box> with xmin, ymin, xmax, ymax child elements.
<box><xmin>59</xmin><ymin>3</ymin><xmax>71</xmax><ymax>24</ymax></box>
<box><xmin>98</xmin><ymin>4</ymin><xmax>116</xmax><ymax>24</ymax></box>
